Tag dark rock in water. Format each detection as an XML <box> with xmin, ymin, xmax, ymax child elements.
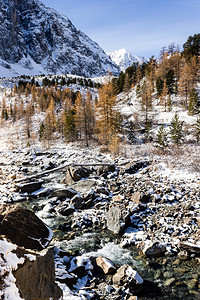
<box><xmin>58</xmin><ymin>221</ymin><xmax>72</xmax><ymax>232</ymax></box>
<box><xmin>124</xmin><ymin>161</ymin><xmax>150</xmax><ymax>174</ymax></box>
<box><xmin>178</xmin><ymin>242</ymin><xmax>200</xmax><ymax>254</ymax></box>
<box><xmin>65</xmin><ymin>166</ymin><xmax>90</xmax><ymax>185</ymax></box>
<box><xmin>49</xmin><ymin>188</ymin><xmax>78</xmax><ymax>200</ymax></box>
<box><xmin>16</xmin><ymin>180</ymin><xmax>44</xmax><ymax>193</ymax></box>
<box><xmin>143</xmin><ymin>242</ymin><xmax>166</xmax><ymax>257</ymax></box>
<box><xmin>0</xmin><ymin>204</ymin><xmax>52</xmax><ymax>250</ymax></box>
<box><xmin>57</xmin><ymin>204</ymin><xmax>75</xmax><ymax>216</ymax></box>
<box><xmin>107</xmin><ymin>203</ymin><xmax>130</xmax><ymax>234</ymax></box>
<box><xmin>14</xmin><ymin>249</ymin><xmax>62</xmax><ymax>300</ymax></box>
<box><xmin>70</xmin><ymin>194</ymin><xmax>84</xmax><ymax>209</ymax></box>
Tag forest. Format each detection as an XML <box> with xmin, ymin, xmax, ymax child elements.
<box><xmin>1</xmin><ymin>33</ymin><xmax>200</xmax><ymax>154</ymax></box>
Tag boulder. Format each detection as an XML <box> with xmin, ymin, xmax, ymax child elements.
<box><xmin>69</xmin><ymin>179</ymin><xmax>98</xmax><ymax>196</ymax></box>
<box><xmin>16</xmin><ymin>180</ymin><xmax>44</xmax><ymax>193</ymax></box>
<box><xmin>0</xmin><ymin>204</ymin><xmax>52</xmax><ymax>250</ymax></box>
<box><xmin>143</xmin><ymin>241</ymin><xmax>166</xmax><ymax>257</ymax></box>
<box><xmin>95</xmin><ymin>256</ymin><xmax>117</xmax><ymax>275</ymax></box>
<box><xmin>49</xmin><ymin>188</ymin><xmax>77</xmax><ymax>200</ymax></box>
<box><xmin>65</xmin><ymin>166</ymin><xmax>89</xmax><ymax>185</ymax></box>
<box><xmin>57</xmin><ymin>204</ymin><xmax>75</xmax><ymax>216</ymax></box>
<box><xmin>178</xmin><ymin>250</ymin><xmax>189</xmax><ymax>260</ymax></box>
<box><xmin>14</xmin><ymin>249</ymin><xmax>62</xmax><ymax>300</ymax></box>
<box><xmin>70</xmin><ymin>194</ymin><xmax>84</xmax><ymax>209</ymax></box>
<box><xmin>178</xmin><ymin>242</ymin><xmax>200</xmax><ymax>254</ymax></box>
<box><xmin>124</xmin><ymin>161</ymin><xmax>150</xmax><ymax>174</ymax></box>
<box><xmin>107</xmin><ymin>203</ymin><xmax>130</xmax><ymax>234</ymax></box>
<box><xmin>130</xmin><ymin>191</ymin><xmax>150</xmax><ymax>204</ymax></box>
<box><xmin>113</xmin><ymin>264</ymin><xmax>143</xmax><ymax>291</ymax></box>
<box><xmin>97</xmin><ymin>164</ymin><xmax>115</xmax><ymax>177</ymax></box>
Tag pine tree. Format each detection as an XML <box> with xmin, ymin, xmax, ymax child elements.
<box><xmin>161</xmin><ymin>79</ymin><xmax>167</xmax><ymax>109</ymax></box>
<box><xmin>188</xmin><ymin>88</ymin><xmax>199</xmax><ymax>115</ymax></box>
<box><xmin>155</xmin><ymin>124</ymin><xmax>168</xmax><ymax>152</ymax></box>
<box><xmin>63</xmin><ymin>109</ymin><xmax>76</xmax><ymax>141</ymax></box>
<box><xmin>156</xmin><ymin>77</ymin><xmax>163</xmax><ymax>96</ymax></box>
<box><xmin>170</xmin><ymin>112</ymin><xmax>184</xmax><ymax>145</ymax></box>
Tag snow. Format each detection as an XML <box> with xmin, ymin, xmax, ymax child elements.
<box><xmin>0</xmin><ymin>240</ymin><xmax>25</xmax><ymax>300</ymax></box>
<box><xmin>69</xmin><ymin>256</ymin><xmax>93</xmax><ymax>272</ymax></box>
<box><xmin>125</xmin><ymin>266</ymin><xmax>143</xmax><ymax>284</ymax></box>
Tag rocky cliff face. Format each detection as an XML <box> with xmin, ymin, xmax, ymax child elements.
<box><xmin>0</xmin><ymin>0</ymin><xmax>119</xmax><ymax>77</ymax></box>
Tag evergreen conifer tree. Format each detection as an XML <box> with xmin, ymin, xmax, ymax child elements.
<box><xmin>155</xmin><ymin>124</ymin><xmax>168</xmax><ymax>152</ymax></box>
<box><xmin>170</xmin><ymin>112</ymin><xmax>184</xmax><ymax>145</ymax></box>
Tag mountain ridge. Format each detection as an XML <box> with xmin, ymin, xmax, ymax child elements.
<box><xmin>0</xmin><ymin>0</ymin><xmax>119</xmax><ymax>78</ymax></box>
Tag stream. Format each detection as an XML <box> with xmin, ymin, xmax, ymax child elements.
<box><xmin>19</xmin><ymin>169</ymin><xmax>200</xmax><ymax>300</ymax></box>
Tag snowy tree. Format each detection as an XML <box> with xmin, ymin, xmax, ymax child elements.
<box><xmin>154</xmin><ymin>124</ymin><xmax>168</xmax><ymax>152</ymax></box>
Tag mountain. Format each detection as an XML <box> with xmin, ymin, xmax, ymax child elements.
<box><xmin>107</xmin><ymin>49</ymin><xmax>146</xmax><ymax>72</ymax></box>
<box><xmin>0</xmin><ymin>0</ymin><xmax>119</xmax><ymax>78</ymax></box>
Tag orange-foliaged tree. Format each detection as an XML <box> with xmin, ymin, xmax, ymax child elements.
<box><xmin>96</xmin><ymin>79</ymin><xmax>121</xmax><ymax>147</ymax></box>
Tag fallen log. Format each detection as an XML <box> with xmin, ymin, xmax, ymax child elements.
<box><xmin>12</xmin><ymin>163</ymin><xmax>115</xmax><ymax>183</ymax></box>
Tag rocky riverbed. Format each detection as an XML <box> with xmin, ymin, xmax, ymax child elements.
<box><xmin>0</xmin><ymin>144</ymin><xmax>200</xmax><ymax>299</ymax></box>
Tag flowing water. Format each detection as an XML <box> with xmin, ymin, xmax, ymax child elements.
<box><xmin>21</xmin><ymin>175</ymin><xmax>200</xmax><ymax>300</ymax></box>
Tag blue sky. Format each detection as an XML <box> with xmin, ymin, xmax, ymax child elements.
<box><xmin>42</xmin><ymin>0</ymin><xmax>200</xmax><ymax>59</ymax></box>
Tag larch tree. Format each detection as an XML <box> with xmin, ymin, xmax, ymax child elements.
<box><xmin>75</xmin><ymin>90</ymin><xmax>95</xmax><ymax>146</ymax></box>
<box><xmin>74</xmin><ymin>92</ymin><xmax>83</xmax><ymax>139</ymax></box>
<box><xmin>43</xmin><ymin>97</ymin><xmax>56</xmax><ymax>146</ymax></box>
<box><xmin>96</xmin><ymin>79</ymin><xmax>120</xmax><ymax>146</ymax></box>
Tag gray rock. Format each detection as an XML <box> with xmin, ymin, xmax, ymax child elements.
<box><xmin>57</xmin><ymin>205</ymin><xmax>75</xmax><ymax>216</ymax></box>
<box><xmin>97</xmin><ymin>165</ymin><xmax>115</xmax><ymax>176</ymax></box>
<box><xmin>69</xmin><ymin>179</ymin><xmax>98</xmax><ymax>196</ymax></box>
<box><xmin>124</xmin><ymin>160</ymin><xmax>150</xmax><ymax>174</ymax></box>
<box><xmin>49</xmin><ymin>188</ymin><xmax>77</xmax><ymax>200</ymax></box>
<box><xmin>107</xmin><ymin>203</ymin><xmax>130</xmax><ymax>234</ymax></box>
<box><xmin>178</xmin><ymin>242</ymin><xmax>200</xmax><ymax>254</ymax></box>
<box><xmin>16</xmin><ymin>180</ymin><xmax>44</xmax><ymax>193</ymax></box>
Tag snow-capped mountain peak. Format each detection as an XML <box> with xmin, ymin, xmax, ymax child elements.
<box><xmin>107</xmin><ymin>49</ymin><xmax>146</xmax><ymax>72</ymax></box>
